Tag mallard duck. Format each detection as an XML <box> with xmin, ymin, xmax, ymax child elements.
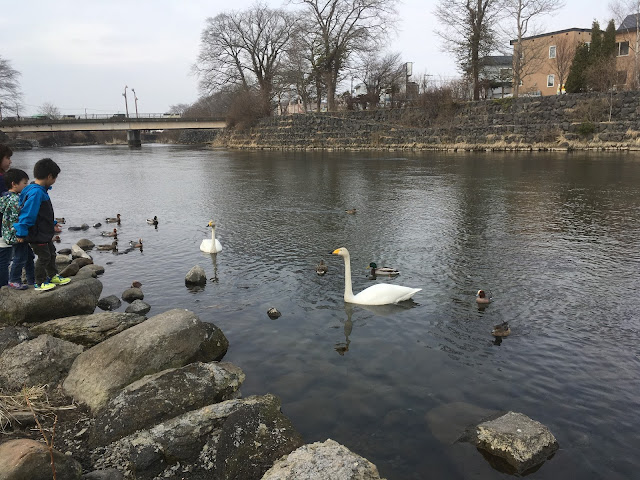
<box><xmin>345</xmin><ymin>208</ymin><xmax>357</xmax><ymax>214</ymax></box>
<box><xmin>147</xmin><ymin>216</ymin><xmax>158</xmax><ymax>226</ymax></box>
<box><xmin>55</xmin><ymin>217</ymin><xmax>65</xmax><ymax>224</ymax></box>
<box><xmin>53</xmin><ymin>235</ymin><xmax>61</xmax><ymax>243</ymax></box>
<box><xmin>267</xmin><ymin>307</ymin><xmax>281</xmax><ymax>319</ymax></box>
<box><xmin>96</xmin><ymin>240</ymin><xmax>118</xmax><ymax>251</ymax></box>
<box><xmin>316</xmin><ymin>260</ymin><xmax>328</xmax><ymax>276</ymax></box>
<box><xmin>101</xmin><ymin>228</ymin><xmax>117</xmax><ymax>237</ymax></box>
<box><xmin>368</xmin><ymin>262</ymin><xmax>400</xmax><ymax>276</ymax></box>
<box><xmin>476</xmin><ymin>289</ymin><xmax>491</xmax><ymax>304</ymax></box>
<box><xmin>129</xmin><ymin>238</ymin><xmax>143</xmax><ymax>249</ymax></box>
<box><xmin>131</xmin><ymin>281</ymin><xmax>142</xmax><ymax>289</ymax></box>
<box><xmin>200</xmin><ymin>221</ymin><xmax>222</xmax><ymax>253</ymax></box>
<box><xmin>332</xmin><ymin>247</ymin><xmax>421</xmax><ymax>305</ymax></box>
<box><xmin>106</xmin><ymin>214</ymin><xmax>121</xmax><ymax>224</ymax></box>
<box><xmin>492</xmin><ymin>321</ymin><xmax>511</xmax><ymax>337</ymax></box>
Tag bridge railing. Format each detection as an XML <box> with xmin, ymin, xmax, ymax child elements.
<box><xmin>0</xmin><ymin>114</ymin><xmax>226</xmax><ymax>125</ymax></box>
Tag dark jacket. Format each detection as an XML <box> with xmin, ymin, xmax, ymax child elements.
<box><xmin>14</xmin><ymin>183</ymin><xmax>56</xmax><ymax>243</ymax></box>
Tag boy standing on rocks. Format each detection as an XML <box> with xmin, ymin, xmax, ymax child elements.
<box><xmin>0</xmin><ymin>145</ymin><xmax>14</xmax><ymax>287</ymax></box>
<box><xmin>14</xmin><ymin>158</ymin><xmax>70</xmax><ymax>291</ymax></box>
<box><xmin>0</xmin><ymin>169</ymin><xmax>35</xmax><ymax>289</ymax></box>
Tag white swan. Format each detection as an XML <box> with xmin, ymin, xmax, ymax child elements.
<box><xmin>200</xmin><ymin>220</ymin><xmax>222</xmax><ymax>253</ymax></box>
<box><xmin>332</xmin><ymin>247</ymin><xmax>421</xmax><ymax>305</ymax></box>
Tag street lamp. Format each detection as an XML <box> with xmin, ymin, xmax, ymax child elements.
<box><xmin>131</xmin><ymin>88</ymin><xmax>139</xmax><ymax>118</ymax></box>
<box><xmin>122</xmin><ymin>85</ymin><xmax>130</xmax><ymax>117</ymax></box>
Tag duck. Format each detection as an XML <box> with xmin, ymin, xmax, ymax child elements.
<box><xmin>131</xmin><ymin>281</ymin><xmax>142</xmax><ymax>289</ymax></box>
<box><xmin>267</xmin><ymin>307</ymin><xmax>281</xmax><ymax>319</ymax></box>
<box><xmin>200</xmin><ymin>221</ymin><xmax>222</xmax><ymax>253</ymax></box>
<box><xmin>316</xmin><ymin>260</ymin><xmax>328</xmax><ymax>276</ymax></box>
<box><xmin>332</xmin><ymin>247</ymin><xmax>421</xmax><ymax>305</ymax></box>
<box><xmin>68</xmin><ymin>223</ymin><xmax>90</xmax><ymax>231</ymax></box>
<box><xmin>345</xmin><ymin>208</ymin><xmax>357</xmax><ymax>214</ymax></box>
<box><xmin>96</xmin><ymin>240</ymin><xmax>118</xmax><ymax>251</ymax></box>
<box><xmin>476</xmin><ymin>289</ymin><xmax>491</xmax><ymax>304</ymax></box>
<box><xmin>53</xmin><ymin>235</ymin><xmax>61</xmax><ymax>243</ymax></box>
<box><xmin>106</xmin><ymin>214</ymin><xmax>121</xmax><ymax>224</ymax></box>
<box><xmin>93</xmin><ymin>222</ymin><xmax>102</xmax><ymax>228</ymax></box>
<box><xmin>101</xmin><ymin>228</ymin><xmax>118</xmax><ymax>237</ymax></box>
<box><xmin>368</xmin><ymin>262</ymin><xmax>400</xmax><ymax>276</ymax></box>
<box><xmin>55</xmin><ymin>217</ymin><xmax>65</xmax><ymax>224</ymax></box>
<box><xmin>492</xmin><ymin>321</ymin><xmax>511</xmax><ymax>337</ymax></box>
<box><xmin>147</xmin><ymin>216</ymin><xmax>158</xmax><ymax>226</ymax></box>
<box><xmin>129</xmin><ymin>238</ymin><xmax>143</xmax><ymax>249</ymax></box>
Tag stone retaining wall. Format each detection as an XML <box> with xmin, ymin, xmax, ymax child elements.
<box><xmin>214</xmin><ymin>91</ymin><xmax>640</xmax><ymax>150</ymax></box>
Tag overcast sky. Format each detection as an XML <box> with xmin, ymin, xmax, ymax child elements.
<box><xmin>1</xmin><ymin>0</ymin><xmax>613</xmax><ymax>116</ymax></box>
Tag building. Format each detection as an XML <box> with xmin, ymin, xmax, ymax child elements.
<box><xmin>480</xmin><ymin>55</ymin><xmax>513</xmax><ymax>98</ymax></box>
<box><xmin>614</xmin><ymin>14</ymin><xmax>639</xmax><ymax>88</ymax></box>
<box><xmin>511</xmin><ymin>28</ymin><xmax>592</xmax><ymax>96</ymax></box>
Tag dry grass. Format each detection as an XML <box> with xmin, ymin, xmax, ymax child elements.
<box><xmin>0</xmin><ymin>385</ymin><xmax>76</xmax><ymax>433</ymax></box>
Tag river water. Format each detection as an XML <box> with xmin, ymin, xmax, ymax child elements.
<box><xmin>11</xmin><ymin>146</ymin><xmax>640</xmax><ymax>479</ymax></box>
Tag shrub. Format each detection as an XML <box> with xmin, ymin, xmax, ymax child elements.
<box><xmin>577</xmin><ymin>121</ymin><xmax>595</xmax><ymax>136</ymax></box>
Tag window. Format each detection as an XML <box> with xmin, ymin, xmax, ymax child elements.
<box><xmin>617</xmin><ymin>41</ymin><xmax>630</xmax><ymax>56</ymax></box>
<box><xmin>617</xmin><ymin>70</ymin><xmax>628</xmax><ymax>85</ymax></box>
<box><xmin>549</xmin><ymin>46</ymin><xmax>556</xmax><ymax>58</ymax></box>
<box><xmin>547</xmin><ymin>74</ymin><xmax>555</xmax><ymax>87</ymax></box>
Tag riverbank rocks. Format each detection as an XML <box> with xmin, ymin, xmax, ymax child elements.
<box><xmin>63</xmin><ymin>308</ymin><xmax>229</xmax><ymax>412</ymax></box>
<box><xmin>97</xmin><ymin>294</ymin><xmax>122</xmax><ymax>311</ymax></box>
<box><xmin>470</xmin><ymin>411</ymin><xmax>559</xmax><ymax>474</ymax></box>
<box><xmin>71</xmin><ymin>243</ymin><xmax>92</xmax><ymax>260</ymax></box>
<box><xmin>91</xmin><ymin>361</ymin><xmax>245</xmax><ymax>446</ymax></box>
<box><xmin>93</xmin><ymin>394</ymin><xmax>303</xmax><ymax>480</ymax></box>
<box><xmin>125</xmin><ymin>299</ymin><xmax>151</xmax><ymax>315</ymax></box>
<box><xmin>76</xmin><ymin>238</ymin><xmax>95</xmax><ymax>250</ymax></box>
<box><xmin>59</xmin><ymin>261</ymin><xmax>80</xmax><ymax>277</ymax></box>
<box><xmin>73</xmin><ymin>256</ymin><xmax>94</xmax><ymax>268</ymax></box>
<box><xmin>261</xmin><ymin>439</ymin><xmax>386</xmax><ymax>480</ymax></box>
<box><xmin>121</xmin><ymin>286</ymin><xmax>143</xmax><ymax>303</ymax></box>
<box><xmin>0</xmin><ymin>438</ymin><xmax>82</xmax><ymax>480</ymax></box>
<box><xmin>185</xmin><ymin>265</ymin><xmax>207</xmax><ymax>286</ymax></box>
<box><xmin>0</xmin><ymin>278</ymin><xmax>103</xmax><ymax>326</ymax></box>
<box><xmin>0</xmin><ymin>334</ymin><xmax>83</xmax><ymax>390</ymax></box>
<box><xmin>29</xmin><ymin>312</ymin><xmax>146</xmax><ymax>347</ymax></box>
<box><xmin>0</xmin><ymin>326</ymin><xmax>33</xmax><ymax>355</ymax></box>
<box><xmin>76</xmin><ymin>265</ymin><xmax>98</xmax><ymax>279</ymax></box>
<box><xmin>56</xmin><ymin>253</ymin><xmax>72</xmax><ymax>268</ymax></box>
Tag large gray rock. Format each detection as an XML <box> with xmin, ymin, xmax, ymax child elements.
<box><xmin>71</xmin><ymin>244</ymin><xmax>92</xmax><ymax>260</ymax></box>
<box><xmin>59</xmin><ymin>261</ymin><xmax>80</xmax><ymax>277</ymax></box>
<box><xmin>125</xmin><ymin>299</ymin><xmax>151</xmax><ymax>315</ymax></box>
<box><xmin>0</xmin><ymin>326</ymin><xmax>34</xmax><ymax>356</ymax></box>
<box><xmin>56</xmin><ymin>254</ymin><xmax>73</xmax><ymax>268</ymax></box>
<box><xmin>0</xmin><ymin>278</ymin><xmax>103</xmax><ymax>326</ymax></box>
<box><xmin>91</xmin><ymin>361</ymin><xmax>245</xmax><ymax>446</ymax></box>
<box><xmin>29</xmin><ymin>312</ymin><xmax>146</xmax><ymax>347</ymax></box>
<box><xmin>121</xmin><ymin>287</ymin><xmax>143</xmax><ymax>303</ymax></box>
<box><xmin>82</xmin><ymin>469</ymin><xmax>124</xmax><ymax>480</ymax></box>
<box><xmin>261</xmin><ymin>439</ymin><xmax>386</xmax><ymax>480</ymax></box>
<box><xmin>63</xmin><ymin>309</ymin><xmax>229</xmax><ymax>412</ymax></box>
<box><xmin>75</xmin><ymin>266</ymin><xmax>98</xmax><ymax>279</ymax></box>
<box><xmin>185</xmin><ymin>265</ymin><xmax>207</xmax><ymax>286</ymax></box>
<box><xmin>0</xmin><ymin>334</ymin><xmax>84</xmax><ymax>390</ymax></box>
<box><xmin>0</xmin><ymin>438</ymin><xmax>82</xmax><ymax>480</ymax></box>
<box><xmin>93</xmin><ymin>394</ymin><xmax>303</xmax><ymax>480</ymax></box>
<box><xmin>76</xmin><ymin>238</ymin><xmax>95</xmax><ymax>250</ymax></box>
<box><xmin>97</xmin><ymin>295</ymin><xmax>122</xmax><ymax>311</ymax></box>
<box><xmin>72</xmin><ymin>257</ymin><xmax>94</xmax><ymax>268</ymax></box>
<box><xmin>472</xmin><ymin>411</ymin><xmax>559</xmax><ymax>474</ymax></box>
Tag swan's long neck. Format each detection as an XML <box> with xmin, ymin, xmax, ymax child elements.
<box><xmin>211</xmin><ymin>226</ymin><xmax>216</xmax><ymax>242</ymax></box>
<box><xmin>342</xmin><ymin>253</ymin><xmax>355</xmax><ymax>302</ymax></box>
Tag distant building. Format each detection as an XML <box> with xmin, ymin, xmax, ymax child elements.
<box><xmin>480</xmin><ymin>55</ymin><xmax>513</xmax><ymax>98</ymax></box>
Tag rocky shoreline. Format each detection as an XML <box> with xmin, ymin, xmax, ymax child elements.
<box><xmin>0</xmin><ymin>239</ymin><xmax>559</xmax><ymax>479</ymax></box>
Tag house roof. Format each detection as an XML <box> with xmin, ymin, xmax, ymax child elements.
<box><xmin>510</xmin><ymin>27</ymin><xmax>591</xmax><ymax>45</ymax></box>
<box><xmin>618</xmin><ymin>14</ymin><xmax>639</xmax><ymax>32</ymax></box>
<box><xmin>483</xmin><ymin>55</ymin><xmax>513</xmax><ymax>66</ymax></box>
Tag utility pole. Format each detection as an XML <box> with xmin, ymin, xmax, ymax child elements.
<box><xmin>0</xmin><ymin>102</ymin><xmax>3</xmax><ymax>121</ymax></box>
<box><xmin>123</xmin><ymin>85</ymin><xmax>130</xmax><ymax>117</ymax></box>
<box><xmin>131</xmin><ymin>88</ymin><xmax>139</xmax><ymax>118</ymax></box>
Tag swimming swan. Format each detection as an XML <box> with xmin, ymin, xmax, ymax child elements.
<box><xmin>200</xmin><ymin>221</ymin><xmax>222</xmax><ymax>253</ymax></box>
<box><xmin>332</xmin><ymin>247</ymin><xmax>421</xmax><ymax>305</ymax></box>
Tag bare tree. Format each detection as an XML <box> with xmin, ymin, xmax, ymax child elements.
<box><xmin>38</xmin><ymin>102</ymin><xmax>61</xmax><ymax>120</ymax></box>
<box><xmin>168</xmin><ymin>103</ymin><xmax>191</xmax><ymax>116</ymax></box>
<box><xmin>353</xmin><ymin>52</ymin><xmax>404</xmax><ymax>108</ymax></box>
<box><xmin>194</xmin><ymin>2</ymin><xmax>296</xmax><ymax>115</ymax></box>
<box><xmin>435</xmin><ymin>0</ymin><xmax>504</xmax><ymax>101</ymax></box>
<box><xmin>552</xmin><ymin>34</ymin><xmax>576</xmax><ymax>90</ymax></box>
<box><xmin>294</xmin><ymin>0</ymin><xmax>399</xmax><ymax>111</ymax></box>
<box><xmin>503</xmin><ymin>0</ymin><xmax>565</xmax><ymax>97</ymax></box>
<box><xmin>0</xmin><ymin>55</ymin><xmax>22</xmax><ymax>116</ymax></box>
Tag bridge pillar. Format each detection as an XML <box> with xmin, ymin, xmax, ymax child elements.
<box><xmin>127</xmin><ymin>129</ymin><xmax>141</xmax><ymax>148</ymax></box>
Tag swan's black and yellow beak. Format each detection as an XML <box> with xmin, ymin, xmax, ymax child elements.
<box><xmin>332</xmin><ymin>248</ymin><xmax>341</xmax><ymax>255</ymax></box>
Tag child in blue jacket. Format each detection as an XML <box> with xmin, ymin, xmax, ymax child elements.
<box><xmin>14</xmin><ymin>158</ymin><xmax>70</xmax><ymax>291</ymax></box>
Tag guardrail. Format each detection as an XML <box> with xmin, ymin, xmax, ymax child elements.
<box><xmin>0</xmin><ymin>115</ymin><xmax>226</xmax><ymax>125</ymax></box>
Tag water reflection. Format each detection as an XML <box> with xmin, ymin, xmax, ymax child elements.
<box><xmin>209</xmin><ymin>253</ymin><xmax>219</xmax><ymax>283</ymax></box>
<box><xmin>334</xmin><ymin>304</ymin><xmax>354</xmax><ymax>355</ymax></box>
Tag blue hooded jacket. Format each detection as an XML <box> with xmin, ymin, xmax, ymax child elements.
<box><xmin>14</xmin><ymin>183</ymin><xmax>56</xmax><ymax>243</ymax></box>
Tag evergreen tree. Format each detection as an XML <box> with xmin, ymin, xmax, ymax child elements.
<box><xmin>565</xmin><ymin>43</ymin><xmax>590</xmax><ymax>92</ymax></box>
<box><xmin>589</xmin><ymin>20</ymin><xmax>603</xmax><ymax>58</ymax></box>
<box><xmin>602</xmin><ymin>20</ymin><xmax>617</xmax><ymax>58</ymax></box>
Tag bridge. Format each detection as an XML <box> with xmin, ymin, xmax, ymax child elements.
<box><xmin>0</xmin><ymin>115</ymin><xmax>227</xmax><ymax>147</ymax></box>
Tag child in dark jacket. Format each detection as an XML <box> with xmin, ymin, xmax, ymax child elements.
<box><xmin>13</xmin><ymin>158</ymin><xmax>70</xmax><ymax>291</ymax></box>
<box><xmin>0</xmin><ymin>169</ymin><xmax>35</xmax><ymax>289</ymax></box>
